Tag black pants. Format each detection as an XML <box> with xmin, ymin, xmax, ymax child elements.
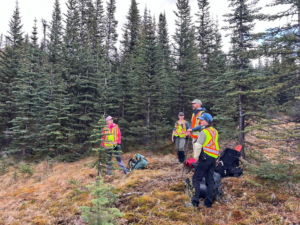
<box><xmin>191</xmin><ymin>152</ymin><xmax>216</xmax><ymax>207</ymax></box>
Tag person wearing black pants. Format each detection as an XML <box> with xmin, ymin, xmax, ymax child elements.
<box><xmin>191</xmin><ymin>151</ymin><xmax>216</xmax><ymax>207</ymax></box>
<box><xmin>185</xmin><ymin>113</ymin><xmax>219</xmax><ymax>208</ymax></box>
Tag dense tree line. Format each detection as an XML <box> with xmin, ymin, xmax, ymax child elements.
<box><xmin>0</xmin><ymin>0</ymin><xmax>299</xmax><ymax>158</ymax></box>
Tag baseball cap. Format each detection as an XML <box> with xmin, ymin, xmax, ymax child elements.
<box><xmin>178</xmin><ymin>112</ymin><xmax>184</xmax><ymax>116</ymax></box>
<box><xmin>199</xmin><ymin>113</ymin><xmax>213</xmax><ymax>123</ymax></box>
<box><xmin>106</xmin><ymin>116</ymin><xmax>114</xmax><ymax>121</ymax></box>
<box><xmin>191</xmin><ymin>99</ymin><xmax>202</xmax><ymax>105</ymax></box>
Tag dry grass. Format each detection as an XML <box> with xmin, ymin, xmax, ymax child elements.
<box><xmin>0</xmin><ymin>146</ymin><xmax>299</xmax><ymax>224</ymax></box>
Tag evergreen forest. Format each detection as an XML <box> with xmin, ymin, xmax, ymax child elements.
<box><xmin>0</xmin><ymin>0</ymin><xmax>300</xmax><ymax>159</ymax></box>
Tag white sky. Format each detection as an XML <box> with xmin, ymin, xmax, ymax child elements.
<box><xmin>0</xmin><ymin>0</ymin><xmax>290</xmax><ymax>54</ymax></box>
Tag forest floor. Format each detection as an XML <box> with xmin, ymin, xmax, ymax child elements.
<box><xmin>0</xmin><ymin>138</ymin><xmax>299</xmax><ymax>224</ymax></box>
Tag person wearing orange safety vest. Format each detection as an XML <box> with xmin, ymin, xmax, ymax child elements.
<box><xmin>186</xmin><ymin>99</ymin><xmax>206</xmax><ymax>153</ymax></box>
<box><xmin>172</xmin><ymin>112</ymin><xmax>189</xmax><ymax>163</ymax></box>
<box><xmin>185</xmin><ymin>113</ymin><xmax>219</xmax><ymax>209</ymax></box>
<box><xmin>102</xmin><ymin>116</ymin><xmax>129</xmax><ymax>175</ymax></box>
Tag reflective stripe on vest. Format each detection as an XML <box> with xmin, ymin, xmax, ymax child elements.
<box><xmin>190</xmin><ymin>111</ymin><xmax>204</xmax><ymax>139</ymax></box>
<box><xmin>174</xmin><ymin>120</ymin><xmax>187</xmax><ymax>138</ymax></box>
<box><xmin>203</xmin><ymin>127</ymin><xmax>219</xmax><ymax>159</ymax></box>
<box><xmin>103</xmin><ymin>125</ymin><xmax>118</xmax><ymax>148</ymax></box>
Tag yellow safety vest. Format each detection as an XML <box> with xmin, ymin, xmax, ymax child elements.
<box><xmin>174</xmin><ymin>120</ymin><xmax>187</xmax><ymax>138</ymax></box>
<box><xmin>202</xmin><ymin>127</ymin><xmax>219</xmax><ymax>159</ymax></box>
<box><xmin>103</xmin><ymin>124</ymin><xmax>119</xmax><ymax>148</ymax></box>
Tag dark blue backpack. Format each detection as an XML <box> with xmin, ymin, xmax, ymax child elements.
<box><xmin>128</xmin><ymin>154</ymin><xmax>148</xmax><ymax>172</ymax></box>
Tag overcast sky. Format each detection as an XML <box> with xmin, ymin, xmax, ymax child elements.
<box><xmin>0</xmin><ymin>0</ymin><xmax>290</xmax><ymax>54</ymax></box>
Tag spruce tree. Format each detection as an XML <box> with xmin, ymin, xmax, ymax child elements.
<box><xmin>173</xmin><ymin>0</ymin><xmax>202</xmax><ymax>115</ymax></box>
<box><xmin>105</xmin><ymin>0</ymin><xmax>118</xmax><ymax>59</ymax></box>
<box><xmin>195</xmin><ymin>0</ymin><xmax>214</xmax><ymax>68</ymax></box>
<box><xmin>0</xmin><ymin>1</ymin><xmax>24</xmax><ymax>150</ymax></box>
<box><xmin>42</xmin><ymin>0</ymin><xmax>72</xmax><ymax>154</ymax></box>
<box><xmin>157</xmin><ymin>12</ymin><xmax>174</xmax><ymax>121</ymax></box>
<box><xmin>9</xmin><ymin>19</ymin><xmax>50</xmax><ymax>154</ymax></box>
<box><xmin>220</xmin><ymin>0</ymin><xmax>263</xmax><ymax>157</ymax></box>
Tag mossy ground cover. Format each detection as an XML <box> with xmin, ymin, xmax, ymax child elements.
<box><xmin>0</xmin><ymin>147</ymin><xmax>299</xmax><ymax>224</ymax></box>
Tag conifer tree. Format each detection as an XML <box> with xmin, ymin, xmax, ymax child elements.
<box><xmin>203</xmin><ymin>19</ymin><xmax>226</xmax><ymax>110</ymax></box>
<box><xmin>220</xmin><ymin>0</ymin><xmax>263</xmax><ymax>157</ymax></box>
<box><xmin>9</xmin><ymin>19</ymin><xmax>50</xmax><ymax>154</ymax></box>
<box><xmin>0</xmin><ymin>1</ymin><xmax>24</xmax><ymax>150</ymax></box>
<box><xmin>173</xmin><ymin>0</ymin><xmax>202</xmax><ymax>114</ymax></box>
<box><xmin>157</xmin><ymin>12</ymin><xmax>174</xmax><ymax>120</ymax></box>
<box><xmin>42</xmin><ymin>0</ymin><xmax>72</xmax><ymax>154</ymax></box>
<box><xmin>195</xmin><ymin>0</ymin><xmax>214</xmax><ymax>68</ymax></box>
<box><xmin>258</xmin><ymin>0</ymin><xmax>300</xmax><ymax>107</ymax></box>
<box><xmin>116</xmin><ymin>0</ymin><xmax>141</xmax><ymax>148</ymax></box>
<box><xmin>128</xmin><ymin>9</ymin><xmax>170</xmax><ymax>148</ymax></box>
<box><xmin>105</xmin><ymin>0</ymin><xmax>118</xmax><ymax>59</ymax></box>
<box><xmin>62</xmin><ymin>0</ymin><xmax>81</xmax><ymax>148</ymax></box>
<box><xmin>79</xmin><ymin>176</ymin><xmax>124</xmax><ymax>224</ymax></box>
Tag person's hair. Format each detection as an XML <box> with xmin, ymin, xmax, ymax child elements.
<box><xmin>206</xmin><ymin>122</ymin><xmax>213</xmax><ymax>127</ymax></box>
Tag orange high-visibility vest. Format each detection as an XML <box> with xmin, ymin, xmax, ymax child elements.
<box><xmin>103</xmin><ymin>124</ymin><xmax>119</xmax><ymax>148</ymax></box>
<box><xmin>202</xmin><ymin>127</ymin><xmax>219</xmax><ymax>158</ymax></box>
<box><xmin>190</xmin><ymin>111</ymin><xmax>204</xmax><ymax>139</ymax></box>
<box><xmin>174</xmin><ymin>120</ymin><xmax>187</xmax><ymax>138</ymax></box>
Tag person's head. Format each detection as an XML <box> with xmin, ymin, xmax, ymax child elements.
<box><xmin>178</xmin><ymin>112</ymin><xmax>184</xmax><ymax>120</ymax></box>
<box><xmin>106</xmin><ymin>116</ymin><xmax>114</xmax><ymax>125</ymax></box>
<box><xmin>191</xmin><ymin>99</ymin><xmax>202</xmax><ymax>110</ymax></box>
<box><xmin>199</xmin><ymin>113</ymin><xmax>213</xmax><ymax>127</ymax></box>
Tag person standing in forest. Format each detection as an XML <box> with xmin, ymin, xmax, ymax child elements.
<box><xmin>185</xmin><ymin>113</ymin><xmax>219</xmax><ymax>208</ymax></box>
<box><xmin>186</xmin><ymin>99</ymin><xmax>206</xmax><ymax>153</ymax></box>
<box><xmin>102</xmin><ymin>116</ymin><xmax>129</xmax><ymax>175</ymax></box>
<box><xmin>172</xmin><ymin>112</ymin><xmax>189</xmax><ymax>163</ymax></box>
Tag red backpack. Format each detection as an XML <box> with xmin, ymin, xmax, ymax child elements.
<box><xmin>184</xmin><ymin>157</ymin><xmax>197</xmax><ymax>168</ymax></box>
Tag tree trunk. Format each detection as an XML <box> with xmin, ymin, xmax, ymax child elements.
<box><xmin>239</xmin><ymin>0</ymin><xmax>245</xmax><ymax>158</ymax></box>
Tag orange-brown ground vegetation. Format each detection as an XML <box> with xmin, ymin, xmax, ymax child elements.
<box><xmin>0</xmin><ymin>147</ymin><xmax>299</xmax><ymax>224</ymax></box>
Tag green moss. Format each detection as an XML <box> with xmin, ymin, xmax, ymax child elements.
<box><xmin>167</xmin><ymin>211</ymin><xmax>190</xmax><ymax>221</ymax></box>
<box><xmin>125</xmin><ymin>180</ymin><xmax>141</xmax><ymax>189</ymax></box>
<box><xmin>170</xmin><ymin>182</ymin><xmax>184</xmax><ymax>192</ymax></box>
<box><xmin>130</xmin><ymin>195</ymin><xmax>157</xmax><ymax>209</ymax></box>
<box><xmin>123</xmin><ymin>213</ymin><xmax>145</xmax><ymax>223</ymax></box>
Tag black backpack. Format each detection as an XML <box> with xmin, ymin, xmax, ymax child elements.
<box><xmin>215</xmin><ymin>148</ymin><xmax>243</xmax><ymax>177</ymax></box>
<box><xmin>184</xmin><ymin>172</ymin><xmax>224</xmax><ymax>201</ymax></box>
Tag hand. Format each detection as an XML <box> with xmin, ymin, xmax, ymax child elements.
<box><xmin>187</xmin><ymin>129</ymin><xmax>192</xmax><ymax>133</ymax></box>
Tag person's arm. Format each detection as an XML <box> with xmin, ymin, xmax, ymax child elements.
<box><xmin>117</xmin><ymin>125</ymin><xmax>121</xmax><ymax>144</ymax></box>
<box><xmin>172</xmin><ymin>122</ymin><xmax>177</xmax><ymax>142</ymax></box>
<box><xmin>192</xmin><ymin>125</ymin><xmax>202</xmax><ymax>132</ymax></box>
<box><xmin>194</xmin><ymin>131</ymin><xmax>206</xmax><ymax>161</ymax></box>
<box><xmin>172</xmin><ymin>131</ymin><xmax>175</xmax><ymax>142</ymax></box>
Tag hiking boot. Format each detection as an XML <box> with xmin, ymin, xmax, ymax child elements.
<box><xmin>185</xmin><ymin>202</ymin><xmax>198</xmax><ymax>209</ymax></box>
<box><xmin>200</xmin><ymin>201</ymin><xmax>211</xmax><ymax>208</ymax></box>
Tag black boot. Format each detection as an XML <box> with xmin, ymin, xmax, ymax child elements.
<box><xmin>178</xmin><ymin>151</ymin><xmax>186</xmax><ymax>163</ymax></box>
